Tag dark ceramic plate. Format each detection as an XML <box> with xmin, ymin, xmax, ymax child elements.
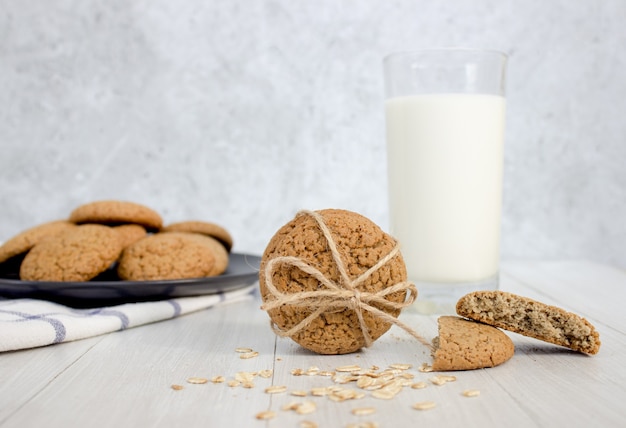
<box><xmin>0</xmin><ymin>253</ymin><xmax>261</xmax><ymax>307</ymax></box>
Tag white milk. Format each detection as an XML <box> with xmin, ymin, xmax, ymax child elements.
<box><xmin>385</xmin><ymin>93</ymin><xmax>505</xmax><ymax>284</ymax></box>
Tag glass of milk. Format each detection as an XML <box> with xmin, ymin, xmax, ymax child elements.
<box><xmin>383</xmin><ymin>48</ymin><xmax>507</xmax><ymax>314</ymax></box>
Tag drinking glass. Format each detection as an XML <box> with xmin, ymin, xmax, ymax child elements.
<box><xmin>383</xmin><ymin>48</ymin><xmax>508</xmax><ymax>313</ymax></box>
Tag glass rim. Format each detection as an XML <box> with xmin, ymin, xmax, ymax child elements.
<box><xmin>383</xmin><ymin>47</ymin><xmax>508</xmax><ymax>64</ymax></box>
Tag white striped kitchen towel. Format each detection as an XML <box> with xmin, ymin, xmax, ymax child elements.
<box><xmin>0</xmin><ymin>284</ymin><xmax>256</xmax><ymax>352</ymax></box>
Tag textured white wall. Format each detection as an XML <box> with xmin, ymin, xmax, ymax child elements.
<box><xmin>1</xmin><ymin>0</ymin><xmax>625</xmax><ymax>269</ymax></box>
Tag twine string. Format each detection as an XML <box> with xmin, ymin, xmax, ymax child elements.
<box><xmin>261</xmin><ymin>210</ymin><xmax>433</xmax><ymax>351</ymax></box>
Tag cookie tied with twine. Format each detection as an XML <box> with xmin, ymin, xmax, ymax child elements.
<box><xmin>259</xmin><ymin>209</ymin><xmax>431</xmax><ymax>355</ymax></box>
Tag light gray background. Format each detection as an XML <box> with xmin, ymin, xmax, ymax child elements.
<box><xmin>1</xmin><ymin>0</ymin><xmax>625</xmax><ymax>269</ymax></box>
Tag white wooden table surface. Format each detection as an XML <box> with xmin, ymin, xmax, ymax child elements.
<box><xmin>0</xmin><ymin>260</ymin><xmax>624</xmax><ymax>428</ymax></box>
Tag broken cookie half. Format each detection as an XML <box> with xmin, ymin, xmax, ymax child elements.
<box><xmin>431</xmin><ymin>316</ymin><xmax>515</xmax><ymax>371</ymax></box>
<box><xmin>456</xmin><ymin>291</ymin><xmax>601</xmax><ymax>355</ymax></box>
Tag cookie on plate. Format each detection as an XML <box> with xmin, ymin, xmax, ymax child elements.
<box><xmin>19</xmin><ymin>224</ymin><xmax>122</xmax><ymax>282</ymax></box>
<box><xmin>117</xmin><ymin>232</ymin><xmax>216</xmax><ymax>281</ymax></box>
<box><xmin>432</xmin><ymin>315</ymin><xmax>515</xmax><ymax>371</ymax></box>
<box><xmin>69</xmin><ymin>200</ymin><xmax>163</xmax><ymax>231</ymax></box>
<box><xmin>259</xmin><ymin>209</ymin><xmax>410</xmax><ymax>355</ymax></box>
<box><xmin>180</xmin><ymin>233</ymin><xmax>229</xmax><ymax>275</ymax></box>
<box><xmin>0</xmin><ymin>220</ymin><xmax>77</xmax><ymax>264</ymax></box>
<box><xmin>112</xmin><ymin>224</ymin><xmax>148</xmax><ymax>250</ymax></box>
<box><xmin>161</xmin><ymin>220</ymin><xmax>233</xmax><ymax>252</ymax></box>
<box><xmin>456</xmin><ymin>291</ymin><xmax>601</xmax><ymax>355</ymax></box>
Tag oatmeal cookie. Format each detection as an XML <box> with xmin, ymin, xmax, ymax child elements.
<box><xmin>112</xmin><ymin>224</ymin><xmax>148</xmax><ymax>250</ymax></box>
<box><xmin>0</xmin><ymin>220</ymin><xmax>76</xmax><ymax>264</ymax></box>
<box><xmin>69</xmin><ymin>200</ymin><xmax>163</xmax><ymax>231</ymax></box>
<box><xmin>117</xmin><ymin>232</ymin><xmax>216</xmax><ymax>281</ymax></box>
<box><xmin>19</xmin><ymin>224</ymin><xmax>122</xmax><ymax>282</ymax></box>
<box><xmin>162</xmin><ymin>220</ymin><xmax>233</xmax><ymax>252</ymax></box>
<box><xmin>259</xmin><ymin>209</ymin><xmax>410</xmax><ymax>355</ymax></box>
<box><xmin>180</xmin><ymin>233</ymin><xmax>229</xmax><ymax>275</ymax></box>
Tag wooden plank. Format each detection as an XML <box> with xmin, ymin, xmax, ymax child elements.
<box><xmin>0</xmin><ymin>336</ymin><xmax>104</xmax><ymax>425</ymax></box>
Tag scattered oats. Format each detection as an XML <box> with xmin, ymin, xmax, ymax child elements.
<box><xmin>327</xmin><ymin>385</ymin><xmax>344</xmax><ymax>393</ymax></box>
<box><xmin>356</xmin><ymin>376</ymin><xmax>375</xmax><ymax>389</ymax></box>
<box><xmin>413</xmin><ymin>401</ymin><xmax>436</xmax><ymax>411</ymax></box>
<box><xmin>399</xmin><ymin>379</ymin><xmax>414</xmax><ymax>387</ymax></box>
<box><xmin>276</xmin><ymin>357</ymin><xmax>282</xmax><ymax>361</ymax></box>
<box><xmin>370</xmin><ymin>365</ymin><xmax>380</xmax><ymax>371</ymax></box>
<box><xmin>371</xmin><ymin>388</ymin><xmax>398</xmax><ymax>400</ymax></box>
<box><xmin>389</xmin><ymin>363</ymin><xmax>412</xmax><ymax>370</ymax></box>
<box><xmin>388</xmin><ymin>378</ymin><xmax>406</xmax><ymax>388</ymax></box>
<box><xmin>235</xmin><ymin>372</ymin><xmax>256</xmax><ymax>383</ymax></box>
<box><xmin>362</xmin><ymin>384</ymin><xmax>383</xmax><ymax>391</ymax></box>
<box><xmin>336</xmin><ymin>364</ymin><xmax>362</xmax><ymax>372</ymax></box>
<box><xmin>171</xmin><ymin>384</ymin><xmax>184</xmax><ymax>390</ymax></box>
<box><xmin>351</xmin><ymin>407</ymin><xmax>376</xmax><ymax>416</ymax></box>
<box><xmin>418</xmin><ymin>363</ymin><xmax>433</xmax><ymax>373</ymax></box>
<box><xmin>411</xmin><ymin>382</ymin><xmax>428</xmax><ymax>389</ymax></box>
<box><xmin>295</xmin><ymin>401</ymin><xmax>317</xmax><ymax>415</ymax></box>
<box><xmin>328</xmin><ymin>388</ymin><xmax>364</xmax><ymax>402</ymax></box>
<box><xmin>265</xmin><ymin>385</ymin><xmax>288</xmax><ymax>394</ymax></box>
<box><xmin>291</xmin><ymin>368</ymin><xmax>304</xmax><ymax>376</ymax></box>
<box><xmin>361</xmin><ymin>377</ymin><xmax>388</xmax><ymax>391</ymax></box>
<box><xmin>399</xmin><ymin>372</ymin><xmax>415</xmax><ymax>380</ymax></box>
<box><xmin>380</xmin><ymin>377</ymin><xmax>405</xmax><ymax>391</ymax></box>
<box><xmin>384</xmin><ymin>384</ymin><xmax>403</xmax><ymax>396</ymax></box>
<box><xmin>211</xmin><ymin>376</ymin><xmax>225</xmax><ymax>383</ymax></box>
<box><xmin>291</xmin><ymin>390</ymin><xmax>308</xmax><ymax>397</ymax></box>
<box><xmin>375</xmin><ymin>372</ymin><xmax>395</xmax><ymax>383</ymax></box>
<box><xmin>300</xmin><ymin>421</ymin><xmax>318</xmax><ymax>428</ymax></box>
<box><xmin>255</xmin><ymin>410</ymin><xmax>276</xmax><ymax>420</ymax></box>
<box><xmin>240</xmin><ymin>351</ymin><xmax>259</xmax><ymax>359</ymax></box>
<box><xmin>258</xmin><ymin>369</ymin><xmax>273</xmax><ymax>378</ymax></box>
<box><xmin>311</xmin><ymin>387</ymin><xmax>330</xmax><ymax>396</ymax></box>
<box><xmin>186</xmin><ymin>377</ymin><xmax>208</xmax><ymax>384</ymax></box>
<box><xmin>235</xmin><ymin>347</ymin><xmax>253</xmax><ymax>353</ymax></box>
<box><xmin>319</xmin><ymin>370</ymin><xmax>335</xmax><ymax>377</ymax></box>
<box><xmin>242</xmin><ymin>381</ymin><xmax>255</xmax><ymax>389</ymax></box>
<box><xmin>332</xmin><ymin>374</ymin><xmax>357</xmax><ymax>384</ymax></box>
<box><xmin>227</xmin><ymin>380</ymin><xmax>241</xmax><ymax>387</ymax></box>
<box><xmin>462</xmin><ymin>389</ymin><xmax>481</xmax><ymax>397</ymax></box>
<box><xmin>429</xmin><ymin>376</ymin><xmax>447</xmax><ymax>386</ymax></box>
<box><xmin>429</xmin><ymin>375</ymin><xmax>456</xmax><ymax>385</ymax></box>
<box><xmin>306</xmin><ymin>366</ymin><xmax>320</xmax><ymax>375</ymax></box>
